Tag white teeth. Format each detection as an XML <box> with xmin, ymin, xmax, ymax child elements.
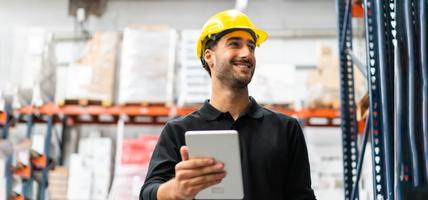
<box><xmin>233</xmin><ymin>62</ymin><xmax>250</xmax><ymax>68</ymax></box>
<box><xmin>236</xmin><ymin>64</ymin><xmax>249</xmax><ymax>68</ymax></box>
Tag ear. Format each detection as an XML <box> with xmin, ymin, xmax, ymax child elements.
<box><xmin>204</xmin><ymin>49</ymin><xmax>215</xmax><ymax>70</ymax></box>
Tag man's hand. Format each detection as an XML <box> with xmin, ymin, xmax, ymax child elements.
<box><xmin>157</xmin><ymin>146</ymin><xmax>226</xmax><ymax>200</ymax></box>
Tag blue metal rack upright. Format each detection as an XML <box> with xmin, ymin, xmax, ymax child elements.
<box><xmin>364</xmin><ymin>0</ymin><xmax>395</xmax><ymax>199</ymax></box>
<box><xmin>1</xmin><ymin>103</ymin><xmax>13</xmax><ymax>200</ymax></box>
<box><xmin>337</xmin><ymin>0</ymin><xmax>428</xmax><ymax>199</ymax></box>
<box><xmin>37</xmin><ymin>115</ymin><xmax>54</xmax><ymax>200</ymax></box>
<box><xmin>336</xmin><ymin>0</ymin><xmax>360</xmax><ymax>199</ymax></box>
<box><xmin>23</xmin><ymin>114</ymin><xmax>34</xmax><ymax>199</ymax></box>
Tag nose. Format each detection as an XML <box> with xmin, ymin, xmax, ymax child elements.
<box><xmin>238</xmin><ymin>45</ymin><xmax>254</xmax><ymax>59</ymax></box>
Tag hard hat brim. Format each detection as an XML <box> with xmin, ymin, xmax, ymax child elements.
<box><xmin>196</xmin><ymin>27</ymin><xmax>268</xmax><ymax>60</ymax></box>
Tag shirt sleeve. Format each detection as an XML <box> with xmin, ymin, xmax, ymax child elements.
<box><xmin>140</xmin><ymin>123</ymin><xmax>183</xmax><ymax>200</ymax></box>
<box><xmin>285</xmin><ymin>118</ymin><xmax>317</xmax><ymax>200</ymax></box>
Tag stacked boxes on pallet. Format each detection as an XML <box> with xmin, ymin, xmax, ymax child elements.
<box><xmin>249</xmin><ymin>38</ymin><xmax>298</xmax><ymax>106</ymax></box>
<box><xmin>306</xmin><ymin>46</ymin><xmax>341</xmax><ymax>109</ymax></box>
<box><xmin>67</xmin><ymin>137</ymin><xmax>112</xmax><ymax>200</ymax></box>
<box><xmin>305</xmin><ymin>128</ymin><xmax>343</xmax><ymax>200</ymax></box>
<box><xmin>177</xmin><ymin>30</ymin><xmax>211</xmax><ymax>106</ymax></box>
<box><xmin>306</xmin><ymin>45</ymin><xmax>366</xmax><ymax>109</ymax></box>
<box><xmin>11</xmin><ymin>27</ymin><xmax>56</xmax><ymax>107</ymax></box>
<box><xmin>118</xmin><ymin>25</ymin><xmax>176</xmax><ymax>105</ymax></box>
<box><xmin>55</xmin><ymin>32</ymin><xmax>119</xmax><ymax>105</ymax></box>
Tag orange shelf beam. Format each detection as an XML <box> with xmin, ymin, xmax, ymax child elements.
<box><xmin>18</xmin><ymin>105</ymin><xmax>340</xmax><ymax>118</ymax></box>
<box><xmin>296</xmin><ymin>108</ymin><xmax>340</xmax><ymax>118</ymax></box>
<box><xmin>352</xmin><ymin>3</ymin><xmax>364</xmax><ymax>18</ymax></box>
<box><xmin>16</xmin><ymin>104</ymin><xmax>342</xmax><ymax>126</ymax></box>
<box><xmin>18</xmin><ymin>105</ymin><xmax>175</xmax><ymax>116</ymax></box>
<box><xmin>0</xmin><ymin>111</ymin><xmax>6</xmax><ymax>125</ymax></box>
<box><xmin>10</xmin><ymin>195</ymin><xmax>24</xmax><ymax>200</ymax></box>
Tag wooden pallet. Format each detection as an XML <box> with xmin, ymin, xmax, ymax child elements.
<box><xmin>307</xmin><ymin>100</ymin><xmax>340</xmax><ymax>109</ymax></box>
<box><xmin>57</xmin><ymin>99</ymin><xmax>112</xmax><ymax>107</ymax></box>
<box><xmin>119</xmin><ymin>101</ymin><xmax>169</xmax><ymax>107</ymax></box>
<box><xmin>262</xmin><ymin>103</ymin><xmax>294</xmax><ymax>109</ymax></box>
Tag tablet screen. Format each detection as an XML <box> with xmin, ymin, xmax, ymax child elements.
<box><xmin>185</xmin><ymin>130</ymin><xmax>244</xmax><ymax>199</ymax></box>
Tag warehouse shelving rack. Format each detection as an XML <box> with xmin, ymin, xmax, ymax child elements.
<box><xmin>1</xmin><ymin>102</ymin><xmax>14</xmax><ymax>199</ymax></box>
<box><xmin>1</xmin><ymin>101</ymin><xmax>341</xmax><ymax>200</ymax></box>
<box><xmin>337</xmin><ymin>0</ymin><xmax>428</xmax><ymax>199</ymax></box>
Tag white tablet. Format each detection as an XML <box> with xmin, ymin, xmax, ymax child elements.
<box><xmin>185</xmin><ymin>130</ymin><xmax>244</xmax><ymax>199</ymax></box>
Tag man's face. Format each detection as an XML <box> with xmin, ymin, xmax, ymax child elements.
<box><xmin>206</xmin><ymin>30</ymin><xmax>256</xmax><ymax>89</ymax></box>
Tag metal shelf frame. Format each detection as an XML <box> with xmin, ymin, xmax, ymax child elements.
<box><xmin>337</xmin><ymin>0</ymin><xmax>360</xmax><ymax>199</ymax></box>
<box><xmin>338</xmin><ymin>0</ymin><xmax>428</xmax><ymax>199</ymax></box>
<box><xmin>4</xmin><ymin>103</ymin><xmax>341</xmax><ymax>199</ymax></box>
<box><xmin>364</xmin><ymin>0</ymin><xmax>395</xmax><ymax>199</ymax></box>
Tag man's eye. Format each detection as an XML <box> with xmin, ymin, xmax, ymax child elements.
<box><xmin>248</xmin><ymin>44</ymin><xmax>256</xmax><ymax>51</ymax></box>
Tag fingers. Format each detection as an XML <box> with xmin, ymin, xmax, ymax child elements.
<box><xmin>176</xmin><ymin>162</ymin><xmax>225</xmax><ymax>180</ymax></box>
<box><xmin>176</xmin><ymin>157</ymin><xmax>217</xmax><ymax>170</ymax></box>
<box><xmin>183</xmin><ymin>171</ymin><xmax>226</xmax><ymax>186</ymax></box>
<box><xmin>180</xmin><ymin>146</ymin><xmax>189</xmax><ymax>161</ymax></box>
<box><xmin>182</xmin><ymin>177</ymin><xmax>225</xmax><ymax>197</ymax></box>
<box><xmin>173</xmin><ymin>154</ymin><xmax>227</xmax><ymax>200</ymax></box>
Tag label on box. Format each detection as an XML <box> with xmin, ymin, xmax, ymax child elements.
<box><xmin>121</xmin><ymin>135</ymin><xmax>159</xmax><ymax>165</ymax></box>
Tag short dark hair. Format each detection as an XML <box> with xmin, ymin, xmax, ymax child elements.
<box><xmin>200</xmin><ymin>28</ymin><xmax>257</xmax><ymax>77</ymax></box>
<box><xmin>201</xmin><ymin>38</ymin><xmax>217</xmax><ymax>76</ymax></box>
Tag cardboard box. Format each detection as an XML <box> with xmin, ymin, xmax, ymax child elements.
<box><xmin>56</xmin><ymin>32</ymin><xmax>119</xmax><ymax>103</ymax></box>
<box><xmin>306</xmin><ymin>46</ymin><xmax>340</xmax><ymax>108</ymax></box>
<box><xmin>91</xmin><ymin>173</ymin><xmax>110</xmax><ymax>200</ymax></box>
<box><xmin>76</xmin><ymin>137</ymin><xmax>112</xmax><ymax>199</ymax></box>
<box><xmin>79</xmin><ymin>137</ymin><xmax>112</xmax><ymax>171</ymax></box>
<box><xmin>306</xmin><ymin>45</ymin><xmax>366</xmax><ymax>109</ymax></box>
<box><xmin>48</xmin><ymin>167</ymin><xmax>68</xmax><ymax>200</ymax></box>
<box><xmin>67</xmin><ymin>154</ymin><xmax>92</xmax><ymax>200</ymax></box>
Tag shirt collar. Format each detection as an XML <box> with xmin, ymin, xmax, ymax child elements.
<box><xmin>199</xmin><ymin>96</ymin><xmax>264</xmax><ymax>121</ymax></box>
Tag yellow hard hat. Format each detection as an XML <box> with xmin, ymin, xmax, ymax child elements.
<box><xmin>196</xmin><ymin>9</ymin><xmax>268</xmax><ymax>60</ymax></box>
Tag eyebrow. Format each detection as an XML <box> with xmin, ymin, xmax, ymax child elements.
<box><xmin>227</xmin><ymin>37</ymin><xmax>255</xmax><ymax>45</ymax></box>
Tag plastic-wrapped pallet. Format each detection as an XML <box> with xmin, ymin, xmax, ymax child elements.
<box><xmin>248</xmin><ymin>38</ymin><xmax>297</xmax><ymax>106</ymax></box>
<box><xmin>10</xmin><ymin>27</ymin><xmax>56</xmax><ymax>107</ymax></box>
<box><xmin>118</xmin><ymin>25</ymin><xmax>176</xmax><ymax>105</ymax></box>
<box><xmin>68</xmin><ymin>136</ymin><xmax>112</xmax><ymax>200</ymax></box>
<box><xmin>67</xmin><ymin>154</ymin><xmax>92</xmax><ymax>200</ymax></box>
<box><xmin>81</xmin><ymin>137</ymin><xmax>112</xmax><ymax>200</ymax></box>
<box><xmin>109</xmin><ymin>134</ymin><xmax>159</xmax><ymax>200</ymax></box>
<box><xmin>177</xmin><ymin>30</ymin><xmax>211</xmax><ymax>106</ymax></box>
<box><xmin>249</xmin><ymin>63</ymin><xmax>297</xmax><ymax>105</ymax></box>
<box><xmin>55</xmin><ymin>32</ymin><xmax>119</xmax><ymax>105</ymax></box>
<box><xmin>305</xmin><ymin>127</ymin><xmax>343</xmax><ymax>200</ymax></box>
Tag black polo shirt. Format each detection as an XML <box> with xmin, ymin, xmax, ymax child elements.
<box><xmin>140</xmin><ymin>97</ymin><xmax>316</xmax><ymax>200</ymax></box>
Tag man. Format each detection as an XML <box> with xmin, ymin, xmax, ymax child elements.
<box><xmin>140</xmin><ymin>9</ymin><xmax>316</xmax><ymax>200</ymax></box>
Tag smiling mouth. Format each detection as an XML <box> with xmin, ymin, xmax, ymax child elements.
<box><xmin>232</xmin><ymin>61</ymin><xmax>252</xmax><ymax>69</ymax></box>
